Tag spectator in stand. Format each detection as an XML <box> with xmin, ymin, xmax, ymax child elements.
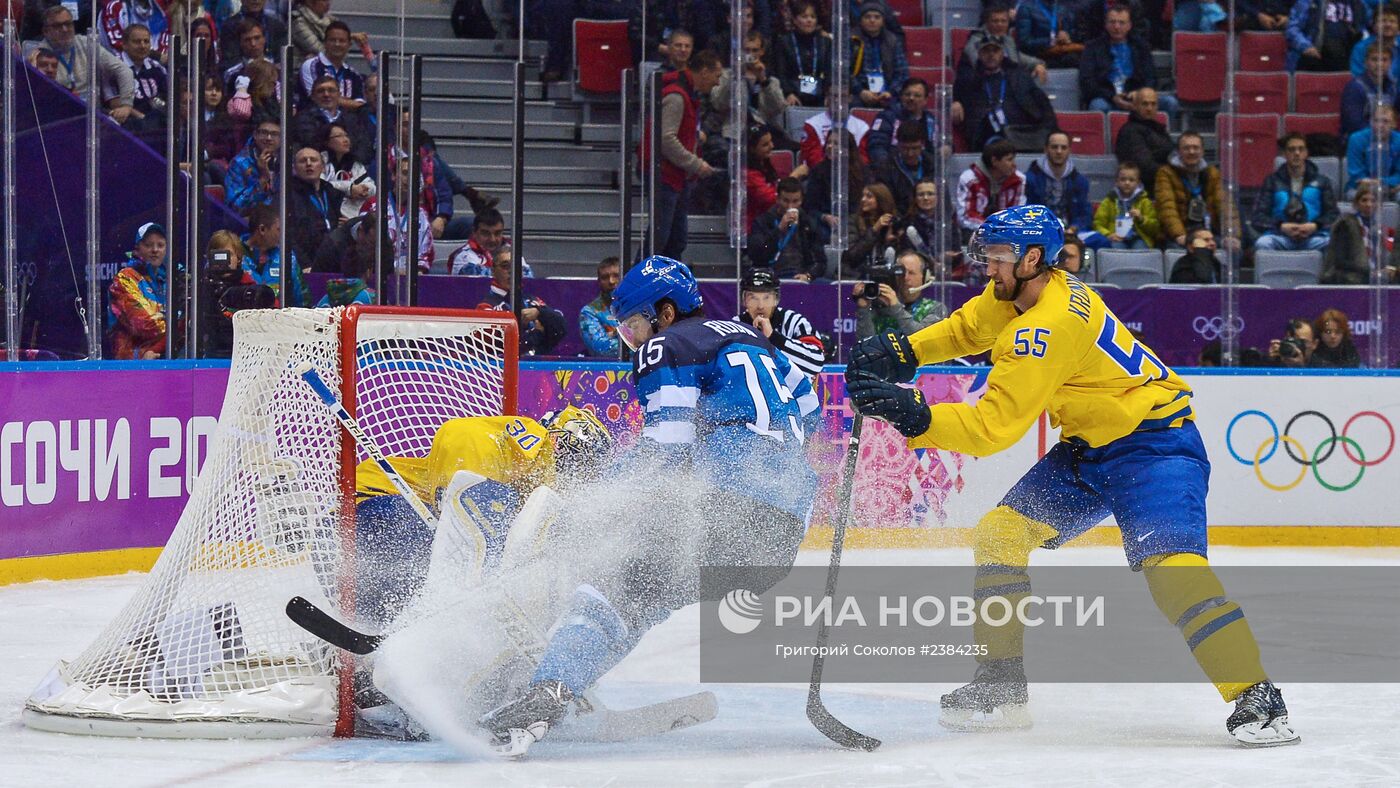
<box><xmin>316</xmin><ymin>240</ymin><xmax>377</xmax><ymax>307</ymax></box>
<box><xmin>320</xmin><ymin>121</ymin><xmax>375</xmax><ymax>220</ymax></box>
<box><xmin>219</xmin><ymin>0</ymin><xmax>286</xmax><ymax>66</ymax></box>
<box><xmin>904</xmin><ymin>177</ymin><xmax>960</xmax><ymax>278</ymax></box>
<box><xmin>579</xmin><ymin>257</ymin><xmax>622</xmax><ymax>358</ymax></box>
<box><xmin>1287</xmin><ymin>0</ymin><xmax>1371</xmax><ymax>73</ymax></box>
<box><xmin>852</xmin><ymin>249</ymin><xmax>948</xmax><ymax>339</ymax></box>
<box><xmin>745</xmin><ymin>126</ymin><xmax>781</xmax><ymax>231</ymax></box>
<box><xmin>297</xmin><ymin>20</ymin><xmax>366</xmax><ymax>108</ymax></box>
<box><xmin>709</xmin><ymin>31</ymin><xmax>792</xmax><ymax>150</ymax></box>
<box><xmin>286</xmin><ymin>145</ymin><xmax>343</xmax><ymax>268</ymax></box>
<box><xmin>849</xmin><ymin>0</ymin><xmax>907</xmax><ymax>108</ymax></box>
<box><xmin>1059</xmin><ymin>232</ymin><xmax>1086</xmax><ymax>273</ymax></box>
<box><xmin>1155</xmin><ymin>131</ymin><xmax>1237</xmax><ymax>248</ymax></box>
<box><xmin>189</xmin><ymin>15</ymin><xmax>221</xmax><ymax>75</ymax></box>
<box><xmin>448</xmin><ymin>207</ymin><xmax>533</xmax><ymax>276</ymax></box>
<box><xmin>955</xmin><ymin>138</ymin><xmax>1027</xmax><ymax>238</ymax></box>
<box><xmin>1078</xmin><ymin>4</ymin><xmax>1177</xmax><ymax>120</ymax></box>
<box><xmin>1114</xmin><ymin>87</ymin><xmax>1172</xmax><ymax>186</ymax></box>
<box><xmin>951</xmin><ymin>37</ymin><xmax>1057</xmax><ymax>151</ymax></box>
<box><xmin>962</xmin><ymin>3</ymin><xmax>1046</xmax><ymax>82</ymax></box>
<box><xmin>867</xmin><ymin>77</ymin><xmax>941</xmax><ymax>167</ymax></box>
<box><xmin>804</xmin><ymin>128</ymin><xmax>867</xmax><ymax>240</ymax></box>
<box><xmin>800</xmin><ymin>90</ymin><xmax>871</xmax><ymax>167</ymax></box>
<box><xmin>1238</xmin><ymin>0</ymin><xmax>1291</xmax><ymax>32</ymax></box>
<box><xmin>312</xmin><ymin>209</ymin><xmax>373</xmax><ymax>274</ymax></box>
<box><xmin>226</xmin><ymin>58</ymin><xmax>281</xmax><ymax>127</ymax></box>
<box><xmin>734</xmin><ymin>269</ymin><xmax>827</xmax><ymax>378</ymax></box>
<box><xmin>200</xmin><ymin>75</ymin><xmax>242</xmax><ymax>182</ymax></box>
<box><xmin>1172</xmin><ymin>0</ymin><xmax>1229</xmax><ymax>32</ymax></box>
<box><xmin>292</xmin><ymin>75</ymin><xmax>372</xmax><ymax>162</ymax></box>
<box><xmin>871</xmin><ymin>121</ymin><xmax>938</xmax><ymax>215</ymax></box>
<box><xmin>1168</xmin><ymin>227</ymin><xmax>1223</xmax><ymax>283</ymax></box>
<box><xmin>478</xmin><ymin>248</ymin><xmax>565</xmax><ymax>356</ymax></box>
<box><xmin>747</xmin><ymin>176</ymin><xmax>827</xmax><ymax>280</ymax></box>
<box><xmin>1341</xmin><ymin>43</ymin><xmax>1400</xmax><ymax>139</ymax></box>
<box><xmin>1093</xmin><ymin>161</ymin><xmax>1160</xmax><ymax>249</ymax></box>
<box><xmin>1351</xmin><ymin>3</ymin><xmax>1400</xmax><ymax>80</ymax></box>
<box><xmin>1252</xmin><ymin>133</ymin><xmax>1338</xmax><ymax>252</ymax></box>
<box><xmin>1310</xmin><ymin>308</ymin><xmax>1362</xmax><ymax>367</ymax></box>
<box><xmin>1345</xmin><ymin>104</ymin><xmax>1400</xmax><ymax>196</ymax></box>
<box><xmin>660</xmin><ymin>28</ymin><xmax>693</xmax><ymax>73</ymax></box>
<box><xmin>292</xmin><ymin>0</ymin><xmax>345</xmax><ymax>60</ymax></box>
<box><xmin>98</xmin><ymin>0</ymin><xmax>169</xmax><ymax>58</ymax></box>
<box><xmin>773</xmin><ymin>1</ymin><xmax>831</xmax><ymax>107</ymax></box>
<box><xmin>119</xmin><ymin>22</ymin><xmax>167</xmax><ymax>133</ymax></box>
<box><xmin>1016</xmin><ymin>0</ymin><xmax>1085</xmax><ymax>68</ymax></box>
<box><xmin>422</xmin><ymin>132</ymin><xmax>498</xmax><ymax>240</ymax></box>
<box><xmin>29</xmin><ymin>46</ymin><xmax>60</xmax><ymax>82</ymax></box>
<box><xmin>107</xmin><ymin>221</ymin><xmax>170</xmax><ymax>360</ymax></box>
<box><xmin>23</xmin><ymin>6</ymin><xmax>136</xmax><ymax>123</ymax></box>
<box><xmin>1025</xmin><ymin>130</ymin><xmax>1103</xmax><ymax>248</ymax></box>
<box><xmin>224</xmin><ymin>118</ymin><xmax>281</xmax><ymax>212</ymax></box>
<box><xmin>650</xmin><ymin>49</ymin><xmax>722</xmax><ymax>258</ymax></box>
<box><xmin>241</xmin><ymin>203</ymin><xmax>308</xmax><ymax>307</ymax></box>
<box><xmin>1323</xmin><ymin>179</ymin><xmax>1400</xmax><ymax>282</ymax></box>
<box><xmin>222</xmin><ymin>19</ymin><xmax>277</xmax><ymax>97</ymax></box>
<box><xmin>842</xmin><ymin>183</ymin><xmax>900</xmax><ymax>276</ymax></box>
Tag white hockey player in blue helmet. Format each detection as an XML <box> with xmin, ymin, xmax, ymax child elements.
<box><xmin>479</xmin><ymin>256</ymin><xmax>822</xmax><ymax>754</ymax></box>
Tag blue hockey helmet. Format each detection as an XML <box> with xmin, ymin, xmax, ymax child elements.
<box><xmin>610</xmin><ymin>255</ymin><xmax>703</xmax><ymax>324</ymax></box>
<box><xmin>966</xmin><ymin>205</ymin><xmax>1066</xmax><ymax>271</ymax></box>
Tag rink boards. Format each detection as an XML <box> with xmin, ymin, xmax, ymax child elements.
<box><xmin>1</xmin><ymin>360</ymin><xmax>1397</xmax><ymax>583</ymax></box>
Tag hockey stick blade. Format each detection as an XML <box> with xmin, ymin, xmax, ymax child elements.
<box><xmin>286</xmin><ymin>596</ymin><xmax>383</xmax><ymax>655</ymax></box>
<box><xmin>554</xmin><ymin>691</ymin><xmax>719</xmax><ymax>743</ymax></box>
<box><xmin>807</xmin><ymin>686</ymin><xmax>881</xmax><ymax>752</ymax></box>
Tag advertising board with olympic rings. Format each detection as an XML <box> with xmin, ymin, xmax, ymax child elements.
<box><xmin>1224</xmin><ymin>409</ymin><xmax>1395</xmax><ymax>493</ymax></box>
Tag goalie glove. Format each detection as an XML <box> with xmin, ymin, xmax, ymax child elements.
<box><xmin>847</xmin><ymin>330</ymin><xmax>919</xmax><ymax>384</ymax></box>
<box><xmin>846</xmin><ymin>377</ymin><xmax>932</xmax><ymax>439</ymax></box>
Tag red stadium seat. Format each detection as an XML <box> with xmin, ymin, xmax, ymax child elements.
<box><xmin>203</xmin><ymin>184</ymin><xmax>225</xmax><ymax>204</ymax></box>
<box><xmin>908</xmin><ymin>66</ymin><xmax>953</xmax><ymax>89</ymax></box>
<box><xmin>885</xmin><ymin>0</ymin><xmax>924</xmax><ymax>27</ymax></box>
<box><xmin>1293</xmin><ymin>72</ymin><xmax>1353</xmax><ymax>114</ymax></box>
<box><xmin>1108</xmin><ymin>110</ymin><xmax>1169</xmax><ymax>144</ymax></box>
<box><xmin>574</xmin><ymin>19</ymin><xmax>631</xmax><ymax>94</ymax></box>
<box><xmin>852</xmin><ymin>107</ymin><xmax>880</xmax><ymax>126</ymax></box>
<box><xmin>1284</xmin><ymin>112</ymin><xmax>1342</xmax><ymax>138</ymax></box>
<box><xmin>771</xmin><ymin>150</ymin><xmax>795</xmax><ymax>179</ymax></box>
<box><xmin>1173</xmin><ymin>32</ymin><xmax>1227</xmax><ymax>103</ymax></box>
<box><xmin>1056</xmin><ymin>111</ymin><xmax>1108</xmax><ymax>155</ymax></box>
<box><xmin>1219</xmin><ymin>114</ymin><xmax>1282</xmax><ymax>188</ymax></box>
<box><xmin>1238</xmin><ymin>31</ymin><xmax>1287</xmax><ymax>72</ymax></box>
<box><xmin>951</xmin><ymin>27</ymin><xmax>974</xmax><ymax>68</ymax></box>
<box><xmin>1234</xmin><ymin>72</ymin><xmax>1289</xmax><ymax>115</ymax></box>
<box><xmin>904</xmin><ymin>26</ymin><xmax>943</xmax><ymax>69</ymax></box>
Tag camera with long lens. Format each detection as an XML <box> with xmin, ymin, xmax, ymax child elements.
<box><xmin>1278</xmin><ymin>337</ymin><xmax>1306</xmax><ymax>360</ymax></box>
<box><xmin>857</xmin><ymin>262</ymin><xmax>905</xmax><ymax>301</ymax></box>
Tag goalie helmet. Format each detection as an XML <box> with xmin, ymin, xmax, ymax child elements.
<box><xmin>965</xmin><ymin>205</ymin><xmax>1065</xmax><ymax>271</ymax></box>
<box><xmin>541</xmin><ymin>405</ymin><xmax>613</xmax><ymax>480</ymax></box>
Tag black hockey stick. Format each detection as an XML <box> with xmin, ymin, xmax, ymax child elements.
<box><xmin>806</xmin><ymin>414</ymin><xmax>881</xmax><ymax>751</ymax></box>
<box><xmin>287</xmin><ymin>595</ymin><xmax>383</xmax><ymax>655</ymax></box>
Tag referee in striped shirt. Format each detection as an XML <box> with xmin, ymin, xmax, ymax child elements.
<box><xmin>733</xmin><ymin>269</ymin><xmax>827</xmax><ymax>378</ymax></box>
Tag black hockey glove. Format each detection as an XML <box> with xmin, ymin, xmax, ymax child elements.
<box><xmin>846</xmin><ymin>377</ymin><xmax>932</xmax><ymax>439</ymax></box>
<box><xmin>847</xmin><ymin>330</ymin><xmax>919</xmax><ymax>384</ymax></box>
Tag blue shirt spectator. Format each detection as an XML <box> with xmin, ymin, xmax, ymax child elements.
<box><xmin>1341</xmin><ymin>44</ymin><xmax>1400</xmax><ymax>139</ymax></box>
<box><xmin>579</xmin><ymin>258</ymin><xmax>622</xmax><ymax>357</ymax></box>
<box><xmin>1024</xmin><ymin>131</ymin><xmax>1103</xmax><ymax>247</ymax></box>
<box><xmin>224</xmin><ymin>122</ymin><xmax>281</xmax><ymax>212</ymax></box>
<box><xmin>865</xmin><ymin>77</ymin><xmax>942</xmax><ymax>166</ymax></box>
<box><xmin>1286</xmin><ymin>0</ymin><xmax>1371</xmax><ymax>72</ymax></box>
<box><xmin>1345</xmin><ymin>106</ymin><xmax>1400</xmax><ymax>195</ymax></box>
<box><xmin>1349</xmin><ymin>4</ymin><xmax>1400</xmax><ymax>80</ymax></box>
<box><xmin>1015</xmin><ymin>0</ymin><xmax>1082</xmax><ymax>67</ymax></box>
<box><xmin>1251</xmin><ymin>134</ymin><xmax>1339</xmax><ymax>252</ymax></box>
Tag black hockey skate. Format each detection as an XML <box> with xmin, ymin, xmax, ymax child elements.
<box><xmin>938</xmin><ymin>658</ymin><xmax>1032</xmax><ymax>731</ymax></box>
<box><xmin>478</xmin><ymin>680</ymin><xmax>575</xmax><ymax>757</ymax></box>
<box><xmin>1226</xmin><ymin>681</ymin><xmax>1300</xmax><ymax>747</ymax></box>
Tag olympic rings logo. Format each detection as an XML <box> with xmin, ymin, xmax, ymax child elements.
<box><xmin>1193</xmin><ymin>315</ymin><xmax>1245</xmax><ymax>341</ymax></box>
<box><xmin>1224</xmin><ymin>410</ymin><xmax>1395</xmax><ymax>492</ymax></box>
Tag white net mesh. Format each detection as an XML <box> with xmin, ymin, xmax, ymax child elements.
<box><xmin>23</xmin><ymin>307</ymin><xmax>513</xmax><ymax>737</ymax></box>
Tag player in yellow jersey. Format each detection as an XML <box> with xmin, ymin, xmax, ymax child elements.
<box><xmin>845</xmin><ymin>205</ymin><xmax>1299</xmax><ymax>747</ymax></box>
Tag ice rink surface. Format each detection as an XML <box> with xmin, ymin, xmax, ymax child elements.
<box><xmin>5</xmin><ymin>546</ymin><xmax>1399</xmax><ymax>788</ymax></box>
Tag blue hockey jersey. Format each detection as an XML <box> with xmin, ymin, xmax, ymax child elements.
<box><xmin>630</xmin><ymin>317</ymin><xmax>820</xmax><ymax>519</ymax></box>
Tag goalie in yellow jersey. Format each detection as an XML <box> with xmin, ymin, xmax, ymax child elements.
<box><xmin>845</xmin><ymin>205</ymin><xmax>1299</xmax><ymax>748</ymax></box>
<box><xmin>353</xmin><ymin>405</ymin><xmax>613</xmax><ymax>628</ymax></box>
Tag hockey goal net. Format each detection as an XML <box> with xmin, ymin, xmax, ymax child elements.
<box><xmin>23</xmin><ymin>306</ymin><xmax>518</xmax><ymax>738</ymax></box>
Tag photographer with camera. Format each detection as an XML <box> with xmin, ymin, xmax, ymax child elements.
<box><xmin>1251</xmin><ymin>133</ymin><xmax>1337</xmax><ymax>253</ymax></box>
<box><xmin>1267</xmin><ymin>317</ymin><xmax>1318</xmax><ymax>368</ymax></box>
<box><xmin>200</xmin><ymin>230</ymin><xmax>275</xmax><ymax>359</ymax></box>
<box><xmin>853</xmin><ymin>249</ymin><xmax>948</xmax><ymax>340</ymax></box>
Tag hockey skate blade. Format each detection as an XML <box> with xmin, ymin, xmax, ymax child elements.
<box><xmin>493</xmin><ymin>722</ymin><xmax>549</xmax><ymax>758</ymax></box>
<box><xmin>1231</xmin><ymin>716</ymin><xmax>1302</xmax><ymax>748</ymax></box>
<box><xmin>938</xmin><ymin>704</ymin><xmax>1033</xmax><ymax>732</ymax></box>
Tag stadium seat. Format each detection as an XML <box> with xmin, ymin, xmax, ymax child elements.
<box><xmin>950</xmin><ymin>152</ymin><xmax>981</xmax><ymax>175</ymax></box>
<box><xmin>950</xmin><ymin>27</ymin><xmax>974</xmax><ymax>68</ymax></box>
<box><xmin>1238</xmin><ymin>31</ymin><xmax>1287</xmax><ymax>72</ymax></box>
<box><xmin>1234</xmin><ymin>72</ymin><xmax>1289</xmax><ymax>115</ymax></box>
<box><xmin>574</xmin><ymin>19</ymin><xmax>631</xmax><ymax>94</ymax></box>
<box><xmin>1386</xmin><ymin>201</ymin><xmax>1400</xmax><ymax>231</ymax></box>
<box><xmin>1108</xmin><ymin>111</ymin><xmax>1170</xmax><ymax>145</ymax></box>
<box><xmin>1044</xmin><ymin>69</ymin><xmax>1080</xmax><ymax>112</ymax></box>
<box><xmin>1076</xmin><ymin>155</ymin><xmax>1120</xmax><ymax>198</ymax></box>
<box><xmin>1095</xmin><ymin>249</ymin><xmax>1165</xmax><ymax>288</ymax></box>
<box><xmin>1293</xmin><ymin>72</ymin><xmax>1352</xmax><ymax>114</ymax></box>
<box><xmin>1254</xmin><ymin>249</ymin><xmax>1322</xmax><ymax>288</ymax></box>
<box><xmin>1283</xmin><ymin>112</ymin><xmax>1341</xmax><ymax>138</ymax></box>
<box><xmin>946</xmin><ymin>0</ymin><xmax>980</xmax><ymax>29</ymax></box>
<box><xmin>1311</xmin><ymin>156</ymin><xmax>1343</xmax><ymax>193</ymax></box>
<box><xmin>771</xmin><ymin>150</ymin><xmax>794</xmax><ymax>179</ymax></box>
<box><xmin>885</xmin><ymin>0</ymin><xmax>924</xmax><ymax>26</ymax></box>
<box><xmin>1218</xmin><ymin>113</ymin><xmax>1282</xmax><ymax>188</ymax></box>
<box><xmin>785</xmin><ymin>106</ymin><xmax>820</xmax><ymax>139</ymax></box>
<box><xmin>908</xmin><ymin>66</ymin><xmax>953</xmax><ymax>90</ymax></box>
<box><xmin>1162</xmin><ymin>248</ymin><xmax>1186</xmax><ymax>280</ymax></box>
<box><xmin>1173</xmin><ymin>32</ymin><xmax>1227</xmax><ymax>104</ymax></box>
<box><xmin>904</xmin><ymin>26</ymin><xmax>941</xmax><ymax>68</ymax></box>
<box><xmin>1056</xmin><ymin>112</ymin><xmax>1108</xmax><ymax>155</ymax></box>
<box><xmin>203</xmin><ymin>184</ymin><xmax>225</xmax><ymax>204</ymax></box>
<box><xmin>852</xmin><ymin>107</ymin><xmax>879</xmax><ymax>126</ymax></box>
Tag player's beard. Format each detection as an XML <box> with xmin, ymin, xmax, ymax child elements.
<box><xmin>991</xmin><ymin>276</ymin><xmax>1016</xmax><ymax>301</ymax></box>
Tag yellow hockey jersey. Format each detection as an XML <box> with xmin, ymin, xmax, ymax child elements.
<box><xmin>907</xmin><ymin>270</ymin><xmax>1193</xmax><ymax>456</ymax></box>
<box><xmin>354</xmin><ymin>415</ymin><xmax>556</xmax><ymax>508</ymax></box>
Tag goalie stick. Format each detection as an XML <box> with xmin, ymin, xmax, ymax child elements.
<box><xmin>806</xmin><ymin>414</ymin><xmax>882</xmax><ymax>751</ymax></box>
